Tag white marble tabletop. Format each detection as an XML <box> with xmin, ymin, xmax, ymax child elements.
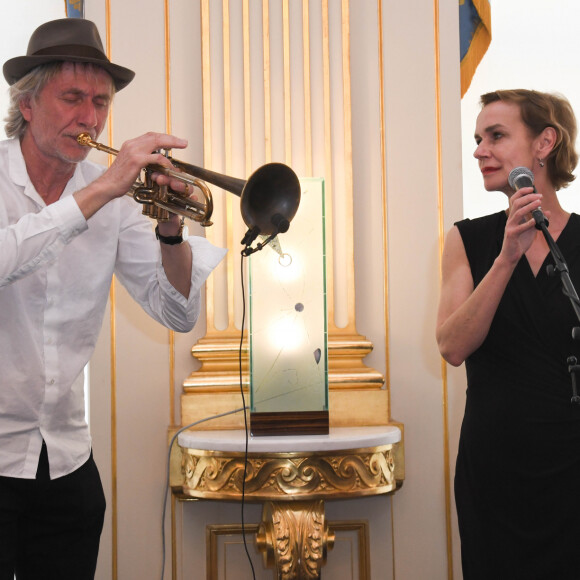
<box><xmin>178</xmin><ymin>425</ymin><xmax>401</xmax><ymax>453</ymax></box>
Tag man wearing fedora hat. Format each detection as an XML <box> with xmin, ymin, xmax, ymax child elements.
<box><xmin>0</xmin><ymin>18</ymin><xmax>226</xmax><ymax>580</ymax></box>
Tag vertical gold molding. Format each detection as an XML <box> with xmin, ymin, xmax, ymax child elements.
<box><xmin>283</xmin><ymin>0</ymin><xmax>292</xmax><ymax>166</ymax></box>
<box><xmin>164</xmin><ymin>0</ymin><xmax>172</xmax><ymax>134</ymax></box>
<box><xmin>321</xmin><ymin>0</ymin><xmax>336</xmax><ymax>333</ymax></box>
<box><xmin>223</xmin><ymin>0</ymin><xmax>232</xmax><ymax>174</ymax></box>
<box><xmin>302</xmin><ymin>0</ymin><xmax>312</xmax><ymax>176</ymax></box>
<box><xmin>171</xmin><ymin>493</ymin><xmax>177</xmax><ymax>580</ymax></box>
<box><xmin>242</xmin><ymin>0</ymin><xmax>252</xmax><ymax>175</ymax></box>
<box><xmin>169</xmin><ymin>333</ymin><xmax>176</xmax><ymax>424</ymax></box>
<box><xmin>262</xmin><ymin>0</ymin><xmax>272</xmax><ymax>162</ymax></box>
<box><xmin>109</xmin><ymin>282</ymin><xmax>118</xmax><ymax>580</ymax></box>
<box><xmin>104</xmin><ymin>3</ymin><xmax>118</xmax><ymax>578</ymax></box>
<box><xmin>222</xmin><ymin>0</ymin><xmax>236</xmax><ymax>330</ymax></box>
<box><xmin>163</xmin><ymin>0</ymin><xmax>176</xmax><ymax>430</ymax></box>
<box><xmin>377</xmin><ymin>0</ymin><xmax>390</xmax><ymax>396</ymax></box>
<box><xmin>341</xmin><ymin>0</ymin><xmax>356</xmax><ymax>332</ymax></box>
<box><xmin>163</xmin><ymin>3</ymin><xmax>178</xmax><ymax>578</ymax></box>
<box><xmin>200</xmin><ymin>0</ymin><xmax>217</xmax><ymax>333</ymax></box>
<box><xmin>433</xmin><ymin>0</ymin><xmax>453</xmax><ymax>578</ymax></box>
<box><xmin>376</xmin><ymin>4</ymin><xmax>395</xmax><ymax>576</ymax></box>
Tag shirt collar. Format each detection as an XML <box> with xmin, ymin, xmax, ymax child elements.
<box><xmin>8</xmin><ymin>137</ymin><xmax>85</xmax><ymax>205</ymax></box>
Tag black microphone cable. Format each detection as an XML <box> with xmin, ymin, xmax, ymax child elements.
<box><xmin>160</xmin><ymin>405</ymin><xmax>247</xmax><ymax>580</ymax></box>
<box><xmin>239</xmin><ymin>250</ymin><xmax>257</xmax><ymax>579</ymax></box>
<box><xmin>159</xmin><ymin>254</ymin><xmax>260</xmax><ymax>580</ymax></box>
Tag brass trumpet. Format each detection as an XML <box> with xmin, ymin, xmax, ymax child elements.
<box><xmin>77</xmin><ymin>133</ymin><xmax>301</xmax><ymax>238</ymax></box>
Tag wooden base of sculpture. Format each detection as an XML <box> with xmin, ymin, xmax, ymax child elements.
<box><xmin>250</xmin><ymin>410</ymin><xmax>329</xmax><ymax>436</ymax></box>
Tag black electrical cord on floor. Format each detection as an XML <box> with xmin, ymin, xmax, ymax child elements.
<box><xmin>239</xmin><ymin>252</ymin><xmax>257</xmax><ymax>579</ymax></box>
<box><xmin>160</xmin><ymin>406</ymin><xmax>247</xmax><ymax>580</ymax></box>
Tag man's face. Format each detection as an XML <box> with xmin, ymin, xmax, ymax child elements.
<box><xmin>20</xmin><ymin>62</ymin><xmax>113</xmax><ymax>166</ymax></box>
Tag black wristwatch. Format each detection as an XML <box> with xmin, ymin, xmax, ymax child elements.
<box><xmin>155</xmin><ymin>220</ymin><xmax>188</xmax><ymax>245</ymax></box>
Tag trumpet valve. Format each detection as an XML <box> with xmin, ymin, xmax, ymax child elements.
<box><xmin>142</xmin><ymin>205</ymin><xmax>170</xmax><ymax>222</ymax></box>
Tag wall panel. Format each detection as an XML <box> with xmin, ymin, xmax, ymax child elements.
<box><xmin>79</xmin><ymin>0</ymin><xmax>466</xmax><ymax>578</ymax></box>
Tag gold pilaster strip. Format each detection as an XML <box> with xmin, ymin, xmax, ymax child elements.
<box><xmin>163</xmin><ymin>0</ymin><xmax>176</xmax><ymax>430</ymax></box>
<box><xmin>390</xmin><ymin>494</ymin><xmax>397</xmax><ymax>578</ymax></box>
<box><xmin>164</xmin><ymin>0</ymin><xmax>172</xmax><ymax>134</ymax></box>
<box><xmin>377</xmin><ymin>0</ymin><xmax>391</xmax><ymax>395</ymax></box>
<box><xmin>109</xmin><ymin>281</ymin><xmax>118</xmax><ymax>580</ymax></box>
<box><xmin>171</xmin><ymin>493</ymin><xmax>177</xmax><ymax>580</ymax></box>
<box><xmin>302</xmin><ymin>0</ymin><xmax>312</xmax><ymax>176</ymax></box>
<box><xmin>163</xmin><ymin>2</ymin><xmax>178</xmax><ymax>577</ymax></box>
<box><xmin>104</xmin><ymin>3</ymin><xmax>118</xmax><ymax>578</ymax></box>
<box><xmin>341</xmin><ymin>0</ymin><xmax>356</xmax><ymax>332</ymax></box>
<box><xmin>283</xmin><ymin>0</ymin><xmax>292</xmax><ymax>166</ymax></box>
<box><xmin>377</xmin><ymin>0</ymin><xmax>396</xmax><ymax>573</ymax></box>
<box><xmin>263</xmin><ymin>0</ymin><xmax>272</xmax><ymax>162</ymax></box>
<box><xmin>241</xmin><ymin>0</ymin><xmax>252</xmax><ymax>337</ymax></box>
<box><xmin>321</xmin><ymin>0</ymin><xmax>336</xmax><ymax>332</ymax></box>
<box><xmin>222</xmin><ymin>0</ymin><xmax>236</xmax><ymax>330</ymax></box>
<box><xmin>243</xmin><ymin>0</ymin><xmax>252</xmax><ymax>175</ymax></box>
<box><xmin>432</xmin><ymin>0</ymin><xmax>453</xmax><ymax>577</ymax></box>
<box><xmin>200</xmin><ymin>0</ymin><xmax>217</xmax><ymax>333</ymax></box>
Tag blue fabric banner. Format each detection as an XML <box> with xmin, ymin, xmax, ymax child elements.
<box><xmin>459</xmin><ymin>0</ymin><xmax>491</xmax><ymax>97</ymax></box>
<box><xmin>66</xmin><ymin>0</ymin><xmax>84</xmax><ymax>18</ymax></box>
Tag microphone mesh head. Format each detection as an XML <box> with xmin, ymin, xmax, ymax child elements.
<box><xmin>508</xmin><ymin>166</ymin><xmax>534</xmax><ymax>189</ymax></box>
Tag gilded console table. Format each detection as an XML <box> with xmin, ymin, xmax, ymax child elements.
<box><xmin>173</xmin><ymin>426</ymin><xmax>403</xmax><ymax>579</ymax></box>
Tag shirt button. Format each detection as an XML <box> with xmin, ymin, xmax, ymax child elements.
<box><xmin>49</xmin><ymin>379</ymin><xmax>55</xmax><ymax>385</ymax></box>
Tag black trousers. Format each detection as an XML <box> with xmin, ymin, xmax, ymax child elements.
<box><xmin>0</xmin><ymin>442</ymin><xmax>106</xmax><ymax>580</ymax></box>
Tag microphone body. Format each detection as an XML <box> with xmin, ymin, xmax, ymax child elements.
<box><xmin>508</xmin><ymin>167</ymin><xmax>549</xmax><ymax>229</ymax></box>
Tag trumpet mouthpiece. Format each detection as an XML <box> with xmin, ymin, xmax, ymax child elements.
<box><xmin>77</xmin><ymin>133</ymin><xmax>92</xmax><ymax>146</ymax></box>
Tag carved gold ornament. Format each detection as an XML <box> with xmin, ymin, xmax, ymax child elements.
<box><xmin>256</xmin><ymin>500</ymin><xmax>335</xmax><ymax>580</ymax></box>
<box><xmin>177</xmin><ymin>443</ymin><xmax>396</xmax><ymax>501</ymax></box>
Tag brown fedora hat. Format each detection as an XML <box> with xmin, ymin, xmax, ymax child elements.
<box><xmin>3</xmin><ymin>18</ymin><xmax>135</xmax><ymax>91</ymax></box>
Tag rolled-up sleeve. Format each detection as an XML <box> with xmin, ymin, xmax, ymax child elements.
<box><xmin>155</xmin><ymin>236</ymin><xmax>227</xmax><ymax>331</ymax></box>
<box><xmin>113</xmin><ymin>198</ymin><xmax>227</xmax><ymax>332</ymax></box>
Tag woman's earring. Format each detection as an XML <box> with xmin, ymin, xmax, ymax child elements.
<box><xmin>539</xmin><ymin>159</ymin><xmax>545</xmax><ymax>167</ymax></box>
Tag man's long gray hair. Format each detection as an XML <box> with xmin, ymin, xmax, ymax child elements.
<box><xmin>4</xmin><ymin>63</ymin><xmax>63</xmax><ymax>138</ymax></box>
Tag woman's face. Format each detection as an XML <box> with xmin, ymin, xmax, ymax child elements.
<box><xmin>473</xmin><ymin>100</ymin><xmax>539</xmax><ymax>195</ymax></box>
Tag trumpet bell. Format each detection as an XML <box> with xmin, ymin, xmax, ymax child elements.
<box><xmin>242</xmin><ymin>163</ymin><xmax>301</xmax><ymax>236</ymax></box>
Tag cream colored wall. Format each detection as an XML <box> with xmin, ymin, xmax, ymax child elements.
<box><xmin>382</xmin><ymin>1</ymin><xmax>465</xmax><ymax>577</ymax></box>
<box><xmin>83</xmin><ymin>1</ymin><xmax>466</xmax><ymax>579</ymax></box>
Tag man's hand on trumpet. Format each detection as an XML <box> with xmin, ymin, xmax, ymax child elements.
<box><xmin>152</xmin><ymin>167</ymin><xmax>199</xmax><ymax>203</ymax></box>
<box><xmin>74</xmin><ymin>132</ymin><xmax>189</xmax><ymax>220</ymax></box>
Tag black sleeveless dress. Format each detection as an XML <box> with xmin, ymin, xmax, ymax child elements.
<box><xmin>455</xmin><ymin>211</ymin><xmax>580</xmax><ymax>580</ymax></box>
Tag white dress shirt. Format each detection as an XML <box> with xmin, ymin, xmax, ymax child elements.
<box><xmin>0</xmin><ymin>138</ymin><xmax>226</xmax><ymax>479</ymax></box>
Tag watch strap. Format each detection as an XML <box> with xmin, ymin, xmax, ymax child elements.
<box><xmin>155</xmin><ymin>224</ymin><xmax>184</xmax><ymax>245</ymax></box>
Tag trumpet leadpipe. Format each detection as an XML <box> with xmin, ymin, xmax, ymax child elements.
<box><xmin>77</xmin><ymin>133</ymin><xmax>196</xmax><ymax>184</ymax></box>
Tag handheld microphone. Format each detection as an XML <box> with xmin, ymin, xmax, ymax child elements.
<box><xmin>508</xmin><ymin>167</ymin><xmax>549</xmax><ymax>229</ymax></box>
